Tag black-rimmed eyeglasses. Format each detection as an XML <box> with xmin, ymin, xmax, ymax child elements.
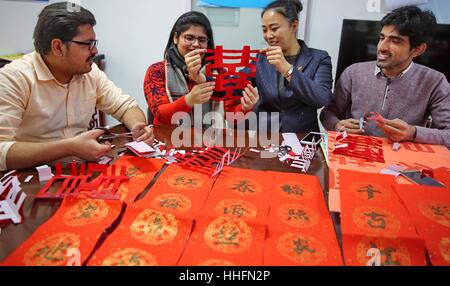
<box><xmin>183</xmin><ymin>35</ymin><xmax>209</xmax><ymax>45</ymax></box>
<box><xmin>69</xmin><ymin>40</ymin><xmax>99</xmax><ymax>50</ymax></box>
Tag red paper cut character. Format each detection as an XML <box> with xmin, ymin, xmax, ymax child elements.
<box><xmin>333</xmin><ymin>134</ymin><xmax>385</xmax><ymax>163</ymax></box>
<box><xmin>205</xmin><ymin>46</ymin><xmax>259</xmax><ymax>101</ymax></box>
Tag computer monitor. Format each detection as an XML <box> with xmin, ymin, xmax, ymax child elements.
<box><xmin>336</xmin><ymin>19</ymin><xmax>450</xmax><ymax>82</ymax></box>
<box><xmin>0</xmin><ymin>58</ymin><xmax>11</xmax><ymax>69</ymax></box>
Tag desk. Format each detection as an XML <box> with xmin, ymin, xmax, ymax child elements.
<box><xmin>0</xmin><ymin>125</ymin><xmax>331</xmax><ymax>263</ymax></box>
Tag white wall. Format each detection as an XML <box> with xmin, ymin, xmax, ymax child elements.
<box><xmin>0</xmin><ymin>0</ymin><xmax>47</xmax><ymax>55</ymax></box>
<box><xmin>205</xmin><ymin>8</ymin><xmax>268</xmax><ymax>50</ymax></box>
<box><xmin>0</xmin><ymin>0</ymin><xmax>191</xmax><ymax>125</ymax></box>
<box><xmin>192</xmin><ymin>0</ymin><xmax>309</xmax><ymax>50</ymax></box>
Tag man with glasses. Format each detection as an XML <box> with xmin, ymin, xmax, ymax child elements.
<box><xmin>0</xmin><ymin>2</ymin><xmax>154</xmax><ymax>171</ymax></box>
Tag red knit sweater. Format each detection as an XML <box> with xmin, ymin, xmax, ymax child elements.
<box><xmin>144</xmin><ymin>61</ymin><xmax>246</xmax><ymax>126</ymax></box>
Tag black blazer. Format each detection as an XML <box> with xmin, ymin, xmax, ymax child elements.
<box><xmin>254</xmin><ymin>40</ymin><xmax>333</xmax><ymax>133</ymax></box>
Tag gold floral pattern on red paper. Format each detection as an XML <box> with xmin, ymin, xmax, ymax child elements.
<box><xmin>204</xmin><ymin>216</ymin><xmax>252</xmax><ymax>254</ymax></box>
<box><xmin>418</xmin><ymin>201</ymin><xmax>450</xmax><ymax>228</ymax></box>
<box><xmin>439</xmin><ymin>237</ymin><xmax>450</xmax><ymax>263</ymax></box>
<box><xmin>352</xmin><ymin>206</ymin><xmax>401</xmax><ymax>237</ymax></box>
<box><xmin>117</xmin><ymin>185</ymin><xmax>130</xmax><ymax>200</ymax></box>
<box><xmin>102</xmin><ymin>248</ymin><xmax>158</xmax><ymax>266</ymax></box>
<box><xmin>63</xmin><ymin>199</ymin><xmax>109</xmax><ymax>227</ymax></box>
<box><xmin>24</xmin><ymin>233</ymin><xmax>80</xmax><ymax>266</ymax></box>
<box><xmin>130</xmin><ymin>209</ymin><xmax>178</xmax><ymax>245</ymax></box>
<box><xmin>277</xmin><ymin>233</ymin><xmax>327</xmax><ymax>265</ymax></box>
<box><xmin>126</xmin><ymin>167</ymin><xmax>145</xmax><ymax>179</ymax></box>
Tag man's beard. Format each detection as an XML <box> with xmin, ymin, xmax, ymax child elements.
<box><xmin>376</xmin><ymin>58</ymin><xmax>400</xmax><ymax>70</ymax></box>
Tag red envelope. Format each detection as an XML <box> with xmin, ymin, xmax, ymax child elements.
<box><xmin>87</xmin><ymin>205</ymin><xmax>193</xmax><ymax>266</ymax></box>
<box><xmin>133</xmin><ymin>164</ymin><xmax>216</xmax><ymax>219</ymax></box>
<box><xmin>339</xmin><ymin>170</ymin><xmax>426</xmax><ymax>265</ymax></box>
<box><xmin>178</xmin><ymin>215</ymin><xmax>266</xmax><ymax>266</ymax></box>
<box><xmin>200</xmin><ymin>167</ymin><xmax>274</xmax><ymax>224</ymax></box>
<box><xmin>340</xmin><ymin>170</ymin><xmax>419</xmax><ymax>238</ymax></box>
<box><xmin>396</xmin><ymin>184</ymin><xmax>450</xmax><ymax>266</ymax></box>
<box><xmin>263</xmin><ymin>172</ymin><xmax>343</xmax><ymax>265</ymax></box>
<box><xmin>113</xmin><ymin>156</ymin><xmax>165</xmax><ymax>204</ymax></box>
<box><xmin>264</xmin><ymin>229</ymin><xmax>343</xmax><ymax>266</ymax></box>
<box><xmin>434</xmin><ymin>167</ymin><xmax>450</xmax><ymax>188</ymax></box>
<box><xmin>267</xmin><ymin>172</ymin><xmax>336</xmax><ymax>233</ymax></box>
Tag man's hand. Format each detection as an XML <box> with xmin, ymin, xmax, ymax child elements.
<box><xmin>185</xmin><ymin>82</ymin><xmax>215</xmax><ymax>107</ymax></box>
<box><xmin>131</xmin><ymin>122</ymin><xmax>155</xmax><ymax>145</ymax></box>
<box><xmin>335</xmin><ymin>119</ymin><xmax>365</xmax><ymax>134</ymax></box>
<box><xmin>261</xmin><ymin>46</ymin><xmax>291</xmax><ymax>76</ymax></box>
<box><xmin>241</xmin><ymin>84</ymin><xmax>259</xmax><ymax>111</ymax></box>
<box><xmin>185</xmin><ymin>49</ymin><xmax>207</xmax><ymax>84</ymax></box>
<box><xmin>68</xmin><ymin>129</ymin><xmax>113</xmax><ymax>161</ymax></box>
<box><xmin>376</xmin><ymin>118</ymin><xmax>416</xmax><ymax>142</ymax></box>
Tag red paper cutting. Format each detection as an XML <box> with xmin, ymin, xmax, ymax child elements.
<box><xmin>35</xmin><ymin>162</ymin><xmax>129</xmax><ymax>200</ymax></box>
<box><xmin>333</xmin><ymin>133</ymin><xmax>385</xmax><ymax>163</ymax></box>
<box><xmin>205</xmin><ymin>46</ymin><xmax>259</xmax><ymax>101</ymax></box>
<box><xmin>175</xmin><ymin>146</ymin><xmax>243</xmax><ymax>177</ymax></box>
<box><xmin>1</xmin><ymin>197</ymin><xmax>122</xmax><ymax>266</ymax></box>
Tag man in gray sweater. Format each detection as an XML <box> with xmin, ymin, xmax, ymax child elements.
<box><xmin>321</xmin><ymin>6</ymin><xmax>450</xmax><ymax>148</ymax></box>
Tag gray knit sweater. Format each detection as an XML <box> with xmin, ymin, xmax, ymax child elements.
<box><xmin>321</xmin><ymin>61</ymin><xmax>450</xmax><ymax>148</ymax></box>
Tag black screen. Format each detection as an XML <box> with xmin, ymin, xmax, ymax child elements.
<box><xmin>336</xmin><ymin>19</ymin><xmax>450</xmax><ymax>83</ymax></box>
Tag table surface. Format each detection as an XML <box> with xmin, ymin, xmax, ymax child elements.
<box><xmin>0</xmin><ymin>125</ymin><xmax>333</xmax><ymax>262</ymax></box>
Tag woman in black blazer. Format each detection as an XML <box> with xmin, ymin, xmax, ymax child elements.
<box><xmin>255</xmin><ymin>0</ymin><xmax>333</xmax><ymax>134</ymax></box>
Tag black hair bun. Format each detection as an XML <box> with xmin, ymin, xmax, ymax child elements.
<box><xmin>288</xmin><ymin>0</ymin><xmax>303</xmax><ymax>14</ymax></box>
